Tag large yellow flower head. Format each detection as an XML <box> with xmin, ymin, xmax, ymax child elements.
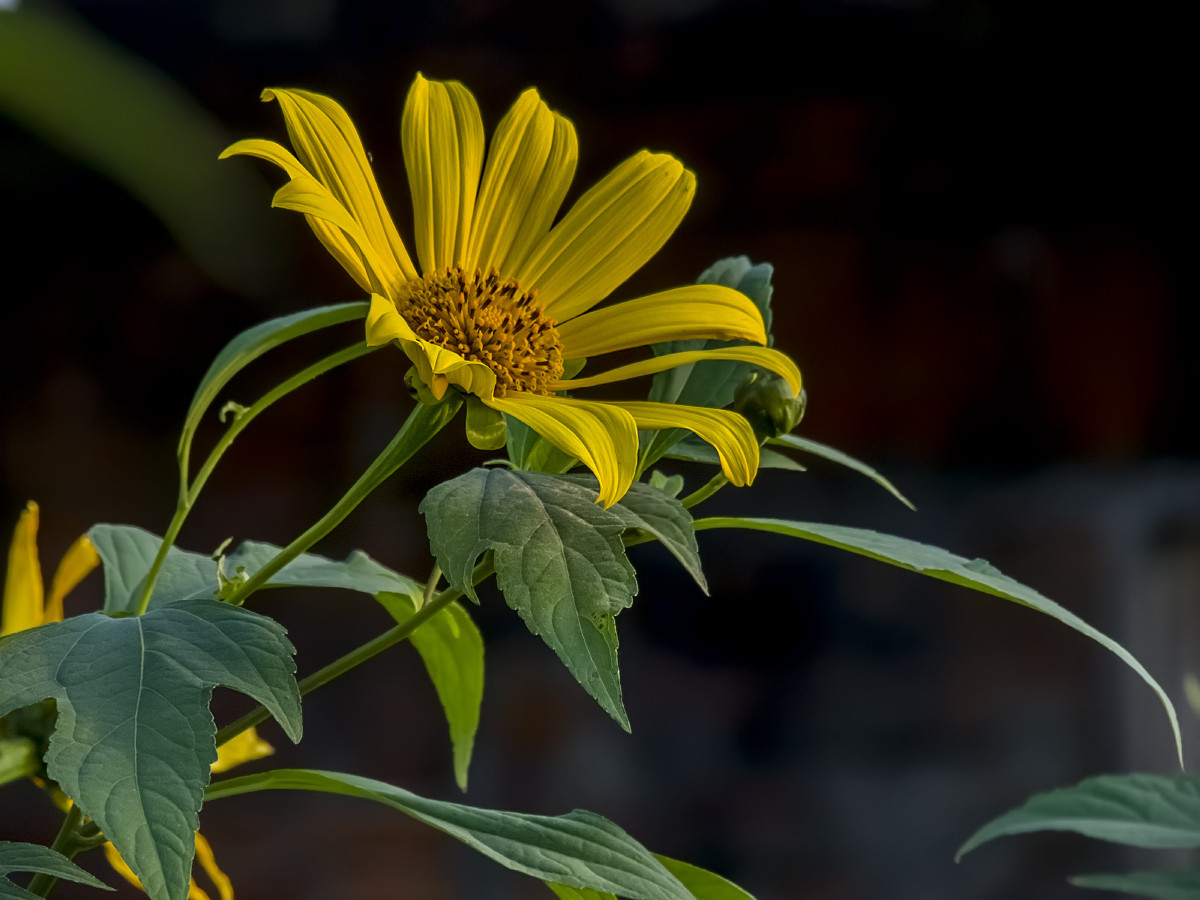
<box><xmin>223</xmin><ymin>74</ymin><xmax>801</xmax><ymax>505</ymax></box>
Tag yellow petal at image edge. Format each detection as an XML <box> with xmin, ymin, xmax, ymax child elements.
<box><xmin>2</xmin><ymin>501</ymin><xmax>44</xmax><ymax>637</ymax></box>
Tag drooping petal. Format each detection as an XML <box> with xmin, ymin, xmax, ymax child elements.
<box><xmin>612</xmin><ymin>401</ymin><xmax>760</xmax><ymax>485</ymax></box>
<box><xmin>402</xmin><ymin>74</ymin><xmax>485</xmax><ymax>272</ymax></box>
<box><xmin>555</xmin><ymin>345</ymin><xmax>803</xmax><ymax>397</ymax></box>
<box><xmin>211</xmin><ymin>726</ymin><xmax>274</xmax><ymax>774</ymax></box>
<box><xmin>464</xmin><ymin>88</ymin><xmax>578</xmax><ymax>275</ymax></box>
<box><xmin>516</xmin><ymin>151</ymin><xmax>695</xmax><ymax>321</ymax></box>
<box><xmin>272</xmin><ymin>175</ymin><xmax>398</xmax><ymax>296</ymax></box>
<box><xmin>488</xmin><ymin>394</ymin><xmax>637</xmax><ymax>507</ymax></box>
<box><xmin>44</xmin><ymin>535</ymin><xmax>100</xmax><ymax>624</ymax></box>
<box><xmin>261</xmin><ymin>88</ymin><xmax>418</xmax><ymax>283</ymax></box>
<box><xmin>223</xmin><ymin>139</ymin><xmax>398</xmax><ymax>295</ymax></box>
<box><xmin>557</xmin><ymin>284</ymin><xmax>768</xmax><ymax>357</ymax></box>
<box><xmin>2</xmin><ymin>501</ymin><xmax>44</xmax><ymax>637</ymax></box>
<box><xmin>192</xmin><ymin>833</ymin><xmax>234</xmax><ymax>900</ymax></box>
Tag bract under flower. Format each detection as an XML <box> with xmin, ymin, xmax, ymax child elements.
<box><xmin>223</xmin><ymin>74</ymin><xmax>802</xmax><ymax>506</ymax></box>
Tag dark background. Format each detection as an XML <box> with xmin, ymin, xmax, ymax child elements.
<box><xmin>1</xmin><ymin>1</ymin><xmax>1195</xmax><ymax>897</ymax></box>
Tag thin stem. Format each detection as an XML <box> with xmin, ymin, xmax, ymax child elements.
<box><xmin>681</xmin><ymin>473</ymin><xmax>729</xmax><ymax>509</ymax></box>
<box><xmin>421</xmin><ymin>565</ymin><xmax>442</xmax><ymax>608</ymax></box>
<box><xmin>213</xmin><ymin>556</ymin><xmax>494</xmax><ymax>749</ymax></box>
<box><xmin>26</xmin><ymin>804</ymin><xmax>84</xmax><ymax>898</ymax></box>
<box><xmin>134</xmin><ymin>343</ymin><xmax>375</xmax><ymax>616</ymax></box>
<box><xmin>224</xmin><ymin>398</ymin><xmax>461</xmax><ymax>607</ymax></box>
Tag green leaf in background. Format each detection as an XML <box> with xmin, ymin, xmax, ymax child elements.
<box><xmin>206</xmin><ymin>768</ymin><xmax>694</xmax><ymax>900</ymax></box>
<box><xmin>695</xmin><ymin>518</ymin><xmax>1183</xmax><ymax>765</ymax></box>
<box><xmin>1070</xmin><ymin>869</ymin><xmax>1200</xmax><ymax>899</ymax></box>
<box><xmin>654</xmin><ymin>855</ymin><xmax>755</xmax><ymax>900</ymax></box>
<box><xmin>0</xmin><ymin>739</ymin><xmax>38</xmax><ymax>788</ymax></box>
<box><xmin>89</xmin><ymin>524</ymin><xmax>419</xmax><ymax>613</ymax></box>
<box><xmin>769</xmin><ymin>434</ymin><xmax>914</xmax><ymax>509</ymax></box>
<box><xmin>0</xmin><ymin>5</ymin><xmax>283</xmax><ymax>295</ymax></box>
<box><xmin>666</xmin><ymin>436</ymin><xmax>805</xmax><ymax>473</ymax></box>
<box><xmin>177</xmin><ymin>302</ymin><xmax>368</xmax><ymax>490</ymax></box>
<box><xmin>0</xmin><ymin>600</ymin><xmax>302</xmax><ymax>900</ymax></box>
<box><xmin>0</xmin><ymin>842</ymin><xmax>112</xmax><ymax>900</ymax></box>
<box><xmin>958</xmin><ymin>774</ymin><xmax>1200</xmax><ymax>859</ymax></box>
<box><xmin>547</xmin><ymin>884</ymin><xmax>616</xmax><ymax>899</ymax></box>
<box><xmin>422</xmin><ymin>468</ymin><xmax>637</xmax><ymax>729</ymax></box>
<box><xmin>639</xmin><ymin>257</ymin><xmax>776</xmax><ymax>471</ymax></box>
<box><xmin>376</xmin><ymin>591</ymin><xmax>484</xmax><ymax>792</ymax></box>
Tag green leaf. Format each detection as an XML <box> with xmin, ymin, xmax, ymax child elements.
<box><xmin>0</xmin><ymin>600</ymin><xmax>302</xmax><ymax>900</ymax></box>
<box><xmin>376</xmin><ymin>591</ymin><xmax>484</xmax><ymax>791</ymax></box>
<box><xmin>0</xmin><ymin>841</ymin><xmax>112</xmax><ymax>900</ymax></box>
<box><xmin>547</xmin><ymin>884</ymin><xmax>617</xmax><ymax>899</ymax></box>
<box><xmin>1071</xmin><ymin>869</ymin><xmax>1200</xmax><ymax>899</ymax></box>
<box><xmin>178</xmin><ymin>302</ymin><xmax>367</xmax><ymax>492</ymax></box>
<box><xmin>640</xmin><ymin>257</ymin><xmax>776</xmax><ymax>470</ymax></box>
<box><xmin>667</xmin><ymin>436</ymin><xmax>805</xmax><ymax>473</ymax></box>
<box><xmin>422</xmin><ymin>468</ymin><xmax>637</xmax><ymax>729</ymax></box>
<box><xmin>958</xmin><ymin>774</ymin><xmax>1200</xmax><ymax>859</ymax></box>
<box><xmin>769</xmin><ymin>434</ymin><xmax>914</xmax><ymax>509</ymax></box>
<box><xmin>88</xmin><ymin>524</ymin><xmax>420</xmax><ymax>613</ymax></box>
<box><xmin>654</xmin><ymin>855</ymin><xmax>755</xmax><ymax>900</ymax></box>
<box><xmin>0</xmin><ymin>5</ymin><xmax>281</xmax><ymax>295</ymax></box>
<box><xmin>0</xmin><ymin>738</ymin><xmax>39</xmax><ymax>788</ymax></box>
<box><xmin>696</xmin><ymin>518</ymin><xmax>1183</xmax><ymax>765</ymax></box>
<box><xmin>206</xmin><ymin>768</ymin><xmax>693</xmax><ymax>899</ymax></box>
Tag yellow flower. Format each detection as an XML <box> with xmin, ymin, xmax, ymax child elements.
<box><xmin>223</xmin><ymin>74</ymin><xmax>802</xmax><ymax>506</ymax></box>
<box><xmin>2</xmin><ymin>503</ymin><xmax>272</xmax><ymax>900</ymax></box>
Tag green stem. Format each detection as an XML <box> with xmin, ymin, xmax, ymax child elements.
<box><xmin>213</xmin><ymin>556</ymin><xmax>493</xmax><ymax>749</ymax></box>
<box><xmin>226</xmin><ymin>397</ymin><xmax>463</xmax><ymax>606</ymax></box>
<box><xmin>681</xmin><ymin>473</ymin><xmax>729</xmax><ymax>509</ymax></box>
<box><xmin>26</xmin><ymin>804</ymin><xmax>84</xmax><ymax>898</ymax></box>
<box><xmin>421</xmin><ymin>565</ymin><xmax>442</xmax><ymax>608</ymax></box>
<box><xmin>134</xmin><ymin>342</ymin><xmax>375</xmax><ymax>616</ymax></box>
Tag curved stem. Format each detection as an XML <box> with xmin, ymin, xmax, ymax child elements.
<box><xmin>225</xmin><ymin>397</ymin><xmax>462</xmax><ymax>606</ymax></box>
<box><xmin>26</xmin><ymin>804</ymin><xmax>84</xmax><ymax>898</ymax></box>
<box><xmin>134</xmin><ymin>342</ymin><xmax>375</xmax><ymax>616</ymax></box>
<box><xmin>213</xmin><ymin>555</ymin><xmax>493</xmax><ymax>749</ymax></box>
<box><xmin>681</xmin><ymin>473</ymin><xmax>728</xmax><ymax>509</ymax></box>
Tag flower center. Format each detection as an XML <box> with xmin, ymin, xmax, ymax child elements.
<box><xmin>394</xmin><ymin>266</ymin><xmax>564</xmax><ymax>398</ymax></box>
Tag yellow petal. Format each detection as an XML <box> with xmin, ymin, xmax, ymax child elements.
<box><xmin>102</xmin><ymin>842</ymin><xmax>142</xmax><ymax>891</ymax></box>
<box><xmin>2</xmin><ymin>501</ymin><xmax>44</xmax><ymax>637</ymax></box>
<box><xmin>612</xmin><ymin>401</ymin><xmax>760</xmax><ymax>485</ymax></box>
<box><xmin>192</xmin><ymin>832</ymin><xmax>234</xmax><ymax>900</ymax></box>
<box><xmin>222</xmin><ymin>139</ymin><xmax>391</xmax><ymax>295</ymax></box>
<box><xmin>261</xmin><ymin>87</ymin><xmax>417</xmax><ymax>282</ymax></box>
<box><xmin>44</xmin><ymin>535</ymin><xmax>100</xmax><ymax>624</ymax></box>
<box><xmin>515</xmin><ymin>151</ymin><xmax>695</xmax><ymax>321</ymax></box>
<box><xmin>402</xmin><ymin>74</ymin><xmax>485</xmax><ymax>272</ymax></box>
<box><xmin>555</xmin><ymin>345</ymin><xmax>803</xmax><ymax>397</ymax></box>
<box><xmin>487</xmin><ymin>394</ymin><xmax>637</xmax><ymax>507</ymax></box>
<box><xmin>211</xmin><ymin>726</ymin><xmax>274</xmax><ymax>774</ymax></box>
<box><xmin>556</xmin><ymin>285</ymin><xmax>768</xmax><ymax>357</ymax></box>
<box><xmin>464</xmin><ymin>88</ymin><xmax>578</xmax><ymax>275</ymax></box>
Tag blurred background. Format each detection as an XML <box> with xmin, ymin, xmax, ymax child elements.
<box><xmin>1</xmin><ymin>0</ymin><xmax>1195</xmax><ymax>897</ymax></box>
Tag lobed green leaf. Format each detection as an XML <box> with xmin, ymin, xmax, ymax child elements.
<box><xmin>0</xmin><ymin>600</ymin><xmax>302</xmax><ymax>900</ymax></box>
<box><xmin>0</xmin><ymin>841</ymin><xmax>112</xmax><ymax>900</ymax></box>
<box><xmin>205</xmin><ymin>768</ymin><xmax>694</xmax><ymax>899</ymax></box>
<box><xmin>959</xmin><ymin>774</ymin><xmax>1200</xmax><ymax>859</ymax></box>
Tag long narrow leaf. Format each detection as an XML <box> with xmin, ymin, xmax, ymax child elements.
<box><xmin>696</xmin><ymin>517</ymin><xmax>1182</xmax><ymax>765</ymax></box>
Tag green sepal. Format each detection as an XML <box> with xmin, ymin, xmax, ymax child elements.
<box><xmin>464</xmin><ymin>395</ymin><xmax>507</xmax><ymax>450</ymax></box>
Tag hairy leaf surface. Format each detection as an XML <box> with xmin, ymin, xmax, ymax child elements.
<box><xmin>0</xmin><ymin>600</ymin><xmax>301</xmax><ymax>900</ymax></box>
<box><xmin>206</xmin><ymin>768</ymin><xmax>693</xmax><ymax>899</ymax></box>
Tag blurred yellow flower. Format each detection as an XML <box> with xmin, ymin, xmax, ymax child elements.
<box><xmin>224</xmin><ymin>74</ymin><xmax>802</xmax><ymax>506</ymax></box>
<box><xmin>2</xmin><ymin>502</ymin><xmax>273</xmax><ymax>900</ymax></box>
